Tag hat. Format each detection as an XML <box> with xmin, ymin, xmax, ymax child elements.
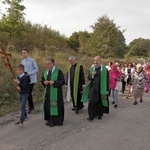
<box><xmin>111</xmin><ymin>64</ymin><xmax>117</xmax><ymax>70</ymax></box>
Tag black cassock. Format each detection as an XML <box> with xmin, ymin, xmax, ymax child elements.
<box><xmin>41</xmin><ymin>69</ymin><xmax>65</xmax><ymax>126</ymax></box>
<box><xmin>66</xmin><ymin>63</ymin><xmax>85</xmax><ymax>110</ymax></box>
<box><xmin>88</xmin><ymin>66</ymin><xmax>109</xmax><ymax>119</ymax></box>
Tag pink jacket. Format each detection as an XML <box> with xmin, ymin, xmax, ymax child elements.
<box><xmin>109</xmin><ymin>70</ymin><xmax>121</xmax><ymax>89</ymax></box>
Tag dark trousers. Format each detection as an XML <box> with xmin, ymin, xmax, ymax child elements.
<box><xmin>28</xmin><ymin>83</ymin><xmax>34</xmax><ymax>109</ymax></box>
<box><xmin>44</xmin><ymin>94</ymin><xmax>50</xmax><ymax>121</ymax></box>
<box><xmin>121</xmin><ymin>81</ymin><xmax>126</xmax><ymax>94</ymax></box>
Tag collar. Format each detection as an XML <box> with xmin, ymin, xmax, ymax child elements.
<box><xmin>47</xmin><ymin>66</ymin><xmax>56</xmax><ymax>74</ymax></box>
<box><xmin>19</xmin><ymin>73</ymin><xmax>25</xmax><ymax>78</ymax></box>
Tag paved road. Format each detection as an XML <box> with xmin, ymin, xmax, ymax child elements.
<box><xmin>0</xmin><ymin>92</ymin><xmax>150</xmax><ymax>150</ymax></box>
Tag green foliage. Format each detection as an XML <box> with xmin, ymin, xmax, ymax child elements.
<box><xmin>20</xmin><ymin>22</ymin><xmax>68</xmax><ymax>51</ymax></box>
<box><xmin>67</xmin><ymin>31</ymin><xmax>90</xmax><ymax>51</ymax></box>
<box><xmin>126</xmin><ymin>38</ymin><xmax>150</xmax><ymax>57</ymax></box>
<box><xmin>67</xmin><ymin>32</ymin><xmax>80</xmax><ymax>51</ymax></box>
<box><xmin>0</xmin><ymin>21</ymin><xmax>68</xmax><ymax>52</ymax></box>
<box><xmin>0</xmin><ymin>0</ymin><xmax>25</xmax><ymax>37</ymax></box>
<box><xmin>82</xmin><ymin>15</ymin><xmax>127</xmax><ymax>58</ymax></box>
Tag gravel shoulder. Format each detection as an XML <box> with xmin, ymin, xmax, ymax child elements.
<box><xmin>0</xmin><ymin>92</ymin><xmax>150</xmax><ymax>150</ymax></box>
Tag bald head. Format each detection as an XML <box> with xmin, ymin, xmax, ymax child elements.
<box><xmin>94</xmin><ymin>56</ymin><xmax>101</xmax><ymax>67</ymax></box>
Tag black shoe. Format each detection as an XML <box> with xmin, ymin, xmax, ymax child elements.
<box><xmin>112</xmin><ymin>101</ymin><xmax>115</xmax><ymax>104</ymax></box>
<box><xmin>126</xmin><ymin>96</ymin><xmax>129</xmax><ymax>99</ymax></box>
<box><xmin>75</xmin><ymin>109</ymin><xmax>79</xmax><ymax>114</ymax></box>
<box><xmin>28</xmin><ymin>108</ymin><xmax>34</xmax><ymax>114</ymax></box>
<box><xmin>49</xmin><ymin>122</ymin><xmax>55</xmax><ymax>127</ymax></box>
<box><xmin>140</xmin><ymin>99</ymin><xmax>143</xmax><ymax>103</ymax></box>
<box><xmin>46</xmin><ymin>121</ymin><xmax>50</xmax><ymax>126</ymax></box>
<box><xmin>87</xmin><ymin>117</ymin><xmax>93</xmax><ymax>121</ymax></box>
<box><xmin>133</xmin><ymin>101</ymin><xmax>138</xmax><ymax>105</ymax></box>
<box><xmin>46</xmin><ymin>121</ymin><xmax>55</xmax><ymax>127</ymax></box>
<box><xmin>97</xmin><ymin>116</ymin><xmax>102</xmax><ymax>120</ymax></box>
<box><xmin>114</xmin><ymin>105</ymin><xmax>118</xmax><ymax>108</ymax></box>
<box><xmin>72</xmin><ymin>107</ymin><xmax>75</xmax><ymax>111</ymax></box>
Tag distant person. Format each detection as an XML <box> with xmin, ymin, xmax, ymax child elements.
<box><xmin>120</xmin><ymin>64</ymin><xmax>126</xmax><ymax>94</ymax></box>
<box><xmin>106</xmin><ymin>62</ymin><xmax>113</xmax><ymax>71</ymax></box>
<box><xmin>14</xmin><ymin>64</ymin><xmax>29</xmax><ymax>127</ymax></box>
<box><xmin>66</xmin><ymin>56</ymin><xmax>85</xmax><ymax>114</ymax></box>
<box><xmin>106</xmin><ymin>61</ymin><xmax>113</xmax><ymax>96</ymax></box>
<box><xmin>41</xmin><ymin>58</ymin><xmax>65</xmax><ymax>127</ymax></box>
<box><xmin>81</xmin><ymin>55</ymin><xmax>109</xmax><ymax>121</ymax></box>
<box><xmin>21</xmin><ymin>48</ymin><xmax>39</xmax><ymax>113</ymax></box>
<box><xmin>132</xmin><ymin>63</ymin><xmax>148</xmax><ymax>105</ymax></box>
<box><xmin>125</xmin><ymin>62</ymin><xmax>135</xmax><ymax>98</ymax></box>
<box><xmin>144</xmin><ymin>64</ymin><xmax>150</xmax><ymax>93</ymax></box>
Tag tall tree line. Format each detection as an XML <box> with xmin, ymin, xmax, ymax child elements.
<box><xmin>0</xmin><ymin>0</ymin><xmax>150</xmax><ymax>58</ymax></box>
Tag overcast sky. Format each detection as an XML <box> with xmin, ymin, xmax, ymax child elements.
<box><xmin>1</xmin><ymin>0</ymin><xmax>150</xmax><ymax>44</ymax></box>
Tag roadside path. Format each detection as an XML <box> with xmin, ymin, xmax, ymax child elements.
<box><xmin>0</xmin><ymin>92</ymin><xmax>150</xmax><ymax>150</ymax></box>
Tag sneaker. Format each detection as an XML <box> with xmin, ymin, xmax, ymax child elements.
<box><xmin>24</xmin><ymin>116</ymin><xmax>28</xmax><ymax>121</ymax></box>
<box><xmin>112</xmin><ymin>101</ymin><xmax>115</xmax><ymax>104</ymax></box>
<box><xmin>133</xmin><ymin>101</ymin><xmax>138</xmax><ymax>105</ymax></box>
<box><xmin>15</xmin><ymin>120</ymin><xmax>24</xmax><ymax>127</ymax></box>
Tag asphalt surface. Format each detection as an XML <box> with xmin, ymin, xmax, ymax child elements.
<box><xmin>0</xmin><ymin>92</ymin><xmax>150</xmax><ymax>150</ymax></box>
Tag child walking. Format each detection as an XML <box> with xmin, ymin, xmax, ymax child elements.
<box><xmin>14</xmin><ymin>64</ymin><xmax>29</xmax><ymax>126</ymax></box>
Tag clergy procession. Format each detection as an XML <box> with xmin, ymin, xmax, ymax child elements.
<box><xmin>0</xmin><ymin>44</ymin><xmax>150</xmax><ymax>128</ymax></box>
<box><xmin>16</xmin><ymin>54</ymin><xmax>150</xmax><ymax>127</ymax></box>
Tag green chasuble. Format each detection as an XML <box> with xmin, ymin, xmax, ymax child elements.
<box><xmin>69</xmin><ymin>63</ymin><xmax>81</xmax><ymax>106</ymax></box>
<box><xmin>81</xmin><ymin>65</ymin><xmax>108</xmax><ymax>107</ymax></box>
<box><xmin>43</xmin><ymin>67</ymin><xmax>59</xmax><ymax>116</ymax></box>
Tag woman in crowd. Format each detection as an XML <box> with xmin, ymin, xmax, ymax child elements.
<box><xmin>144</xmin><ymin>64</ymin><xmax>150</xmax><ymax>93</ymax></box>
<box><xmin>132</xmin><ymin>63</ymin><xmax>148</xmax><ymax>105</ymax></box>
<box><xmin>109</xmin><ymin>64</ymin><xmax>121</xmax><ymax>108</ymax></box>
<box><xmin>124</xmin><ymin>62</ymin><xmax>135</xmax><ymax>98</ymax></box>
<box><xmin>120</xmin><ymin>64</ymin><xmax>126</xmax><ymax>94</ymax></box>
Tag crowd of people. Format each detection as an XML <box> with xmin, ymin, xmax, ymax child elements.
<box><xmin>14</xmin><ymin>49</ymin><xmax>150</xmax><ymax>127</ymax></box>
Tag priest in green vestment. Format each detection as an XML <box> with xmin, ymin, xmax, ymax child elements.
<box><xmin>81</xmin><ymin>56</ymin><xmax>109</xmax><ymax>121</ymax></box>
<box><xmin>41</xmin><ymin>58</ymin><xmax>65</xmax><ymax>127</ymax></box>
<box><xmin>66</xmin><ymin>56</ymin><xmax>85</xmax><ymax>114</ymax></box>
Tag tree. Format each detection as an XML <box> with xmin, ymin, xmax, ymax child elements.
<box><xmin>67</xmin><ymin>32</ymin><xmax>80</xmax><ymax>51</ymax></box>
<box><xmin>82</xmin><ymin>15</ymin><xmax>127</xmax><ymax>58</ymax></box>
<box><xmin>0</xmin><ymin>0</ymin><xmax>26</xmax><ymax>37</ymax></box>
<box><xmin>127</xmin><ymin>38</ymin><xmax>150</xmax><ymax>57</ymax></box>
<box><xmin>67</xmin><ymin>31</ymin><xmax>90</xmax><ymax>51</ymax></box>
